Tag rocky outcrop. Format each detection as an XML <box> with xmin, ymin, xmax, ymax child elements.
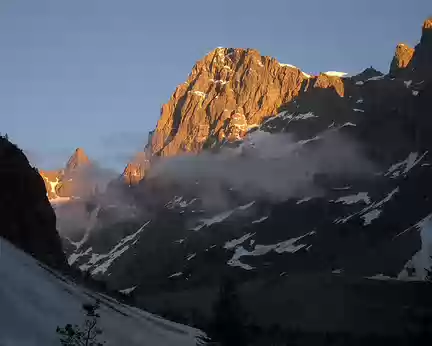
<box><xmin>123</xmin><ymin>152</ymin><xmax>150</xmax><ymax>185</ymax></box>
<box><xmin>0</xmin><ymin>136</ymin><xmax>65</xmax><ymax>267</ymax></box>
<box><xmin>389</xmin><ymin>43</ymin><xmax>414</xmax><ymax>74</ymax></box>
<box><xmin>39</xmin><ymin>169</ymin><xmax>61</xmax><ymax>199</ymax></box>
<box><xmin>313</xmin><ymin>73</ymin><xmax>345</xmax><ymax>97</ymax></box>
<box><xmin>40</xmin><ymin>148</ymin><xmax>92</xmax><ymax>200</ymax></box>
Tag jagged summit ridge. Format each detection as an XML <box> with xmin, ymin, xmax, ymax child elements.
<box><xmin>120</xmin><ymin>48</ymin><xmax>319</xmax><ymax>182</ymax></box>
<box><xmin>123</xmin><ymin>47</ymin><xmax>337</xmax><ymax>183</ymax></box>
<box><xmin>121</xmin><ymin>45</ymin><xmax>383</xmax><ymax>183</ymax></box>
<box><xmin>121</xmin><ymin>17</ymin><xmax>431</xmax><ymax>185</ymax></box>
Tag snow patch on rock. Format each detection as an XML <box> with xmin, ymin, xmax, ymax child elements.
<box><xmin>366</xmin><ymin>274</ymin><xmax>395</xmax><ymax>281</ymax></box>
<box><xmin>224</xmin><ymin>233</ymin><xmax>255</xmax><ymax>250</ymax></box>
<box><xmin>166</xmin><ymin>196</ymin><xmax>197</xmax><ymax>209</ymax></box>
<box><xmin>119</xmin><ymin>286</ymin><xmax>137</xmax><ymax>294</ymax></box>
<box><xmin>361</xmin><ymin>209</ymin><xmax>382</xmax><ymax>225</ymax></box>
<box><xmin>334</xmin><ymin>192</ymin><xmax>370</xmax><ymax>205</ymax></box>
<box><xmin>296</xmin><ymin>197</ymin><xmax>314</xmax><ymax>205</ymax></box>
<box><xmin>398</xmin><ymin>214</ymin><xmax>432</xmax><ymax>281</ymax></box>
<box><xmin>227</xmin><ymin>231</ymin><xmax>315</xmax><ymax>270</ymax></box>
<box><xmin>78</xmin><ymin>221</ymin><xmax>151</xmax><ymax>275</ymax></box>
<box><xmin>323</xmin><ymin>71</ymin><xmax>347</xmax><ymax>77</ymax></box>
<box><xmin>385</xmin><ymin>152</ymin><xmax>428</xmax><ymax>178</ymax></box>
<box><xmin>191</xmin><ymin>201</ymin><xmax>255</xmax><ymax>231</ymax></box>
<box><xmin>252</xmin><ymin>216</ymin><xmax>268</xmax><ymax>224</ymax></box>
<box><xmin>279</xmin><ymin>63</ymin><xmax>297</xmax><ymax>69</ymax></box>
<box><xmin>365</xmin><ymin>75</ymin><xmax>384</xmax><ymax>82</ymax></box>
<box><xmin>404</xmin><ymin>80</ymin><xmax>412</xmax><ymax>88</ymax></box>
<box><xmin>335</xmin><ymin>188</ymin><xmax>399</xmax><ymax>225</ymax></box>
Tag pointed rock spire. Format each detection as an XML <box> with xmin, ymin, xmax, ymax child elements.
<box><xmin>65</xmin><ymin>148</ymin><xmax>90</xmax><ymax>171</ymax></box>
<box><xmin>420</xmin><ymin>17</ymin><xmax>432</xmax><ymax>49</ymax></box>
<box><xmin>422</xmin><ymin>17</ymin><xmax>432</xmax><ymax>32</ymax></box>
<box><xmin>409</xmin><ymin>17</ymin><xmax>432</xmax><ymax>75</ymax></box>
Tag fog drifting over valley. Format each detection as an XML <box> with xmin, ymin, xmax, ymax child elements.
<box><xmin>147</xmin><ymin>129</ymin><xmax>375</xmax><ymax>208</ymax></box>
<box><xmin>55</xmin><ymin>129</ymin><xmax>375</xmax><ymax>237</ymax></box>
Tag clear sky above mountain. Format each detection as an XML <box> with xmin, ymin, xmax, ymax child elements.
<box><xmin>0</xmin><ymin>0</ymin><xmax>430</xmax><ymax>171</ymax></box>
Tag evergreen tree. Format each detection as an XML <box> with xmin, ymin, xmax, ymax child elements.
<box><xmin>56</xmin><ymin>300</ymin><xmax>105</xmax><ymax>346</ymax></box>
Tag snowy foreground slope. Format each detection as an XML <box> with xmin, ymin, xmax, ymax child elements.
<box><xmin>0</xmin><ymin>238</ymin><xmax>204</xmax><ymax>346</ymax></box>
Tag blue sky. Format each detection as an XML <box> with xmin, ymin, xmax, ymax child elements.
<box><xmin>0</xmin><ymin>0</ymin><xmax>430</xmax><ymax>171</ymax></box>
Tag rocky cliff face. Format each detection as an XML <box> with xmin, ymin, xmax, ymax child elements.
<box><xmin>389</xmin><ymin>43</ymin><xmax>414</xmax><ymax>74</ymax></box>
<box><xmin>150</xmin><ymin>48</ymin><xmax>307</xmax><ymax>157</ymax></box>
<box><xmin>0</xmin><ymin>136</ymin><xmax>65</xmax><ymax>267</ymax></box>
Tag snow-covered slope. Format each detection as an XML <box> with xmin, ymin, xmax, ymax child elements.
<box><xmin>0</xmin><ymin>238</ymin><xmax>204</xmax><ymax>346</ymax></box>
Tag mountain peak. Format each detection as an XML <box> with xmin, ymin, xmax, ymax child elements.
<box><xmin>122</xmin><ymin>18</ymin><xmax>431</xmax><ymax>185</ymax></box>
<box><xmin>147</xmin><ymin>46</ymin><xmax>308</xmax><ymax>160</ymax></box>
<box><xmin>314</xmin><ymin>73</ymin><xmax>345</xmax><ymax>97</ymax></box>
<box><xmin>66</xmin><ymin>148</ymin><xmax>90</xmax><ymax>171</ymax></box>
<box><xmin>423</xmin><ymin>17</ymin><xmax>432</xmax><ymax>30</ymax></box>
<box><xmin>389</xmin><ymin>43</ymin><xmax>414</xmax><ymax>74</ymax></box>
<box><xmin>354</xmin><ymin>67</ymin><xmax>383</xmax><ymax>81</ymax></box>
<box><xmin>409</xmin><ymin>17</ymin><xmax>432</xmax><ymax>75</ymax></box>
<box><xmin>421</xmin><ymin>17</ymin><xmax>432</xmax><ymax>45</ymax></box>
<box><xmin>206</xmin><ymin>47</ymin><xmax>260</xmax><ymax>58</ymax></box>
